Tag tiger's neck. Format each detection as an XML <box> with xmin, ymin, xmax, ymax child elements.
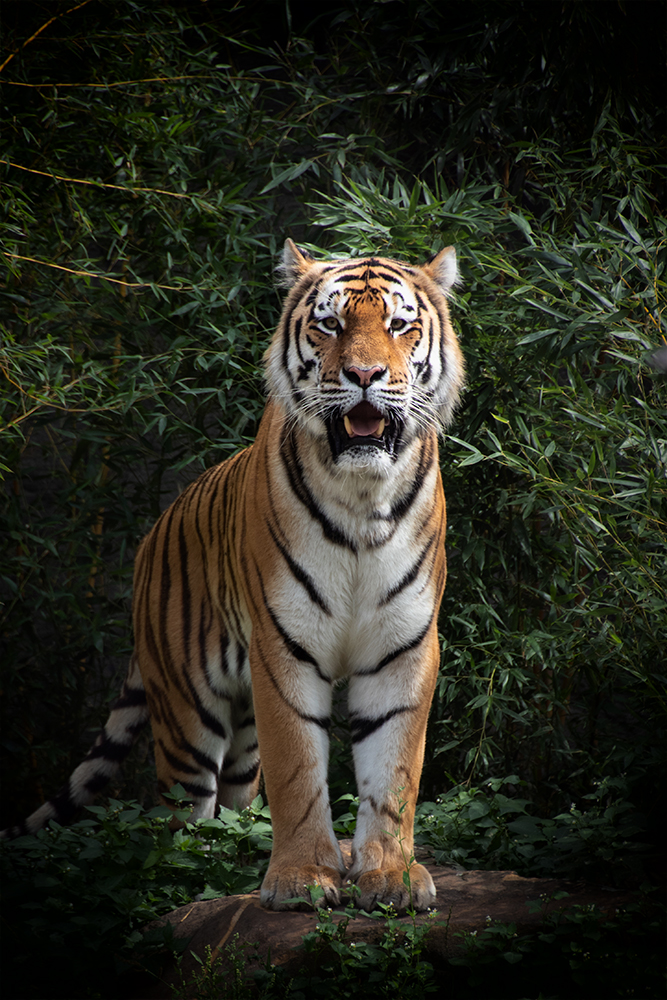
<box><xmin>259</xmin><ymin>399</ymin><xmax>442</xmax><ymax>551</ymax></box>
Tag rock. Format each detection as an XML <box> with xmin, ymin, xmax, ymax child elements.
<box><xmin>128</xmin><ymin>842</ymin><xmax>634</xmax><ymax>999</ymax></box>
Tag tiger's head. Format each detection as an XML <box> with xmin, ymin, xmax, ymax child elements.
<box><xmin>266</xmin><ymin>239</ymin><xmax>465</xmax><ymax>475</ymax></box>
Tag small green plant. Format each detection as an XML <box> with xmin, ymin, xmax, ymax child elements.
<box><xmin>169</xmin><ymin>936</ymin><xmax>288</xmax><ymax>1000</ymax></box>
<box><xmin>295</xmin><ymin>897</ymin><xmax>442</xmax><ymax>998</ymax></box>
<box><xmin>415</xmin><ymin>774</ymin><xmax>647</xmax><ymax>884</ymax></box>
<box><xmin>450</xmin><ymin>896</ymin><xmax>665</xmax><ymax>1000</ymax></box>
<box><xmin>0</xmin><ymin>791</ymin><xmax>271</xmax><ymax>999</ymax></box>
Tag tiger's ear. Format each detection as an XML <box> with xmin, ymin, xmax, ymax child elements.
<box><xmin>421</xmin><ymin>246</ymin><xmax>459</xmax><ymax>296</ymax></box>
<box><xmin>276</xmin><ymin>238</ymin><xmax>316</xmax><ymax>288</ymax></box>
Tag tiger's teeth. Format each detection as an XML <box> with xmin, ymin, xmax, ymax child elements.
<box><xmin>374</xmin><ymin>418</ymin><xmax>386</xmax><ymax>438</ymax></box>
<box><xmin>344</xmin><ymin>414</ymin><xmax>353</xmax><ymax>436</ymax></box>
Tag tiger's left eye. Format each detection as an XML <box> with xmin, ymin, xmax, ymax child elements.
<box><xmin>322</xmin><ymin>316</ymin><xmax>339</xmax><ymax>331</ymax></box>
<box><xmin>390</xmin><ymin>317</ymin><xmax>409</xmax><ymax>333</ymax></box>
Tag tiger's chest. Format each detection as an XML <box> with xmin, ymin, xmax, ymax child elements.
<box><xmin>277</xmin><ymin>541</ymin><xmax>436</xmax><ymax>680</ymax></box>
<box><xmin>245</xmin><ymin>429</ymin><xmax>445</xmax><ymax>681</ymax></box>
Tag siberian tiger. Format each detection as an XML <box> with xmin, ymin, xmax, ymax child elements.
<box><xmin>3</xmin><ymin>240</ymin><xmax>465</xmax><ymax>912</ymax></box>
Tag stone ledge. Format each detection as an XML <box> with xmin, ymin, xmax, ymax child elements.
<box><xmin>130</xmin><ymin>843</ymin><xmax>634</xmax><ymax>999</ymax></box>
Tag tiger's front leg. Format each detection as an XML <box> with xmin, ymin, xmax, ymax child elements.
<box><xmin>249</xmin><ymin>634</ymin><xmax>345</xmax><ymax>910</ymax></box>
<box><xmin>346</xmin><ymin>623</ymin><xmax>440</xmax><ymax>912</ymax></box>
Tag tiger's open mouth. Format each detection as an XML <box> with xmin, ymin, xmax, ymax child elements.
<box><xmin>326</xmin><ymin>401</ymin><xmax>402</xmax><ymax>459</ymax></box>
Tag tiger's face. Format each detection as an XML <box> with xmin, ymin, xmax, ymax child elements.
<box><xmin>266</xmin><ymin>241</ymin><xmax>465</xmax><ymax>475</ymax></box>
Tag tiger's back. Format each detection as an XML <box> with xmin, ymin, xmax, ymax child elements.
<box><xmin>4</xmin><ymin>241</ymin><xmax>465</xmax><ymax>912</ymax></box>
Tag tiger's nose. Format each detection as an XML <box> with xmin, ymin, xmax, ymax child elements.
<box><xmin>344</xmin><ymin>365</ymin><xmax>386</xmax><ymax>388</ymax></box>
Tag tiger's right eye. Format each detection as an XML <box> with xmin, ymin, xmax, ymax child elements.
<box><xmin>322</xmin><ymin>317</ymin><xmax>339</xmax><ymax>331</ymax></box>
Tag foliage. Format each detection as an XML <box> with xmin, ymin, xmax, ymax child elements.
<box><xmin>415</xmin><ymin>775</ymin><xmax>647</xmax><ymax>884</ymax></box>
<box><xmin>169</xmin><ymin>938</ymin><xmax>288</xmax><ymax>1000</ymax></box>
<box><xmin>0</xmin><ymin>790</ymin><xmax>270</xmax><ymax>999</ymax></box>
<box><xmin>1</xmin><ymin>790</ymin><xmax>664</xmax><ymax>998</ymax></box>
<box><xmin>0</xmin><ymin>2</ymin><xmax>665</xmax><ymax>996</ymax></box>
<box><xmin>448</xmin><ymin>896</ymin><xmax>665</xmax><ymax>1000</ymax></box>
<box><xmin>293</xmin><ymin>896</ymin><xmax>441</xmax><ymax>998</ymax></box>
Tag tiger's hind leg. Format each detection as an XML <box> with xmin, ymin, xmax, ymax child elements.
<box><xmin>146</xmin><ymin>639</ymin><xmax>258</xmax><ymax>823</ymax></box>
<box><xmin>149</xmin><ymin>681</ymin><xmax>235</xmax><ymax>824</ymax></box>
<box><xmin>216</xmin><ymin>691</ymin><xmax>261</xmax><ymax>811</ymax></box>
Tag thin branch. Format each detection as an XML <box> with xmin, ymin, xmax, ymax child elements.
<box><xmin>3</xmin><ymin>74</ymin><xmax>215</xmax><ymax>89</ymax></box>
<box><xmin>2</xmin><ymin>252</ymin><xmax>195</xmax><ymax>292</ymax></box>
<box><xmin>0</xmin><ymin>160</ymin><xmax>200</xmax><ymax>202</ymax></box>
<box><xmin>0</xmin><ymin>0</ymin><xmax>94</xmax><ymax>74</ymax></box>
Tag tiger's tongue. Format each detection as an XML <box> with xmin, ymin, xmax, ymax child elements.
<box><xmin>343</xmin><ymin>403</ymin><xmax>385</xmax><ymax>438</ymax></box>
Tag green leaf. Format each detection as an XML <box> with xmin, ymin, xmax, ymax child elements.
<box><xmin>260</xmin><ymin>160</ymin><xmax>313</xmax><ymax>194</ymax></box>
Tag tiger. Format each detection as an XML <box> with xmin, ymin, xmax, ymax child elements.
<box><xmin>3</xmin><ymin>240</ymin><xmax>465</xmax><ymax>912</ymax></box>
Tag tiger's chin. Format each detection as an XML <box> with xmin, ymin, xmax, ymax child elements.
<box><xmin>334</xmin><ymin>445</ymin><xmax>395</xmax><ymax>476</ymax></box>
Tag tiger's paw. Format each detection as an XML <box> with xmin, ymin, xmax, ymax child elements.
<box><xmin>350</xmin><ymin>863</ymin><xmax>436</xmax><ymax>913</ymax></box>
<box><xmin>260</xmin><ymin>864</ymin><xmax>343</xmax><ymax>911</ymax></box>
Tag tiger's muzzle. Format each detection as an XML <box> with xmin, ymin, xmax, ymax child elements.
<box><xmin>326</xmin><ymin>401</ymin><xmax>404</xmax><ymax>460</ymax></box>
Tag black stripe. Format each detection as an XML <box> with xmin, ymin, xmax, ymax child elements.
<box><xmin>264</xmin><ymin>594</ymin><xmax>319</xmax><ymax>667</ymax></box>
<box><xmin>354</xmin><ymin>618</ymin><xmax>432</xmax><ymax>677</ymax></box>
<box><xmin>380</xmin><ymin>535</ymin><xmax>436</xmax><ymax>605</ymax></box>
<box><xmin>281</xmin><ymin>304</ymin><xmax>296</xmax><ymax>381</ymax></box>
<box><xmin>83</xmin><ymin>772</ymin><xmax>112</xmax><ymax>795</ymax></box>
<box><xmin>294</xmin><ymin>787</ymin><xmax>323</xmax><ymax>832</ymax></box>
<box><xmin>152</xmin><ymin>506</ymin><xmax>190</xmax><ymax>701</ymax></box>
<box><xmin>178</xmin><ymin>781</ymin><xmax>216</xmax><ymax>799</ymax></box>
<box><xmin>199</xmin><ymin>609</ymin><xmax>210</xmax><ymax>682</ymax></box>
<box><xmin>379</xmin><ymin>803</ymin><xmax>401</xmax><ymax>825</ymax></box>
<box><xmin>127</xmin><ymin>717</ymin><xmax>149</xmax><ymax>737</ymax></box>
<box><xmin>51</xmin><ymin>785</ymin><xmax>79</xmax><ymax>820</ymax></box>
<box><xmin>159</xmin><ymin>732</ymin><xmax>220</xmax><ymax>778</ymax></box>
<box><xmin>221</xmin><ymin>740</ymin><xmax>259</xmax><ymax>772</ymax></box>
<box><xmin>220</xmin><ymin>761</ymin><xmax>260</xmax><ymax>785</ymax></box>
<box><xmin>326</xmin><ymin>268</ymin><xmax>374</xmax><ymax>283</ymax></box>
<box><xmin>183</xmin><ymin>671</ymin><xmax>228</xmax><ymax>740</ymax></box>
<box><xmin>389</xmin><ymin>436</ymin><xmax>435</xmax><ymax>521</ymax></box>
<box><xmin>86</xmin><ymin>736</ymin><xmax>131</xmax><ymax>763</ymax></box>
<box><xmin>112</xmin><ymin>686</ymin><xmax>147</xmax><ymax>709</ymax></box>
<box><xmin>254</xmin><ymin>563</ymin><xmax>327</xmax><ymax>676</ymax></box>
<box><xmin>185</xmin><ymin>741</ymin><xmax>220</xmax><ymax>776</ymax></box>
<box><xmin>214</xmin><ymin>453</ymin><xmax>248</xmax><ymax>645</ymax></box>
<box><xmin>192</xmin><ymin>478</ymin><xmax>215</xmax><ymax>679</ymax></box>
<box><xmin>159</xmin><ymin>740</ymin><xmax>201</xmax><ymax>776</ymax></box>
<box><xmin>366</xmin><ymin>795</ymin><xmax>401</xmax><ymax>826</ymax></box>
<box><xmin>253</xmin><ymin>631</ymin><xmax>330</xmax><ymax>730</ymax></box>
<box><xmin>219</xmin><ymin>631</ymin><xmax>230</xmax><ymax>675</ymax></box>
<box><xmin>294</xmin><ymin>316</ymin><xmax>307</xmax><ymax>366</ymax></box>
<box><xmin>178</xmin><ymin>519</ymin><xmax>191</xmax><ymax>666</ymax></box>
<box><xmin>144</xmin><ymin>613</ymin><xmax>169</xmax><ymax>689</ymax></box>
<box><xmin>435</xmin><ymin>298</ymin><xmax>451</xmax><ymax>376</ymax></box>
<box><xmin>280</xmin><ymin>432</ymin><xmax>357</xmax><ymax>552</ymax></box>
<box><xmin>350</xmin><ymin>706</ymin><xmax>413</xmax><ymax>744</ymax></box>
<box><xmin>420</xmin><ymin>310</ymin><xmax>434</xmax><ymax>384</ymax></box>
<box><xmin>267</xmin><ymin>521</ymin><xmax>332</xmax><ymax>615</ymax></box>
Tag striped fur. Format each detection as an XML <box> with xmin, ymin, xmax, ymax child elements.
<box><xmin>4</xmin><ymin>241</ymin><xmax>465</xmax><ymax>912</ymax></box>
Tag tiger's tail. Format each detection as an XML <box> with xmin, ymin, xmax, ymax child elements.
<box><xmin>1</xmin><ymin>656</ymin><xmax>149</xmax><ymax>839</ymax></box>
